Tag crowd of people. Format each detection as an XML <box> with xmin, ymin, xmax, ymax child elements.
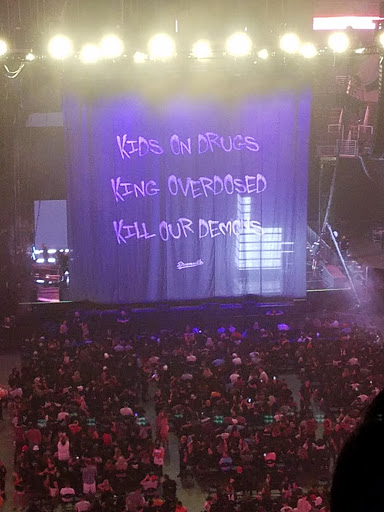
<box><xmin>1</xmin><ymin>308</ymin><xmax>382</xmax><ymax>512</ymax></box>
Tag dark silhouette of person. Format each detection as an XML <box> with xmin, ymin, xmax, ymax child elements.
<box><xmin>42</xmin><ymin>244</ymin><xmax>49</xmax><ymax>262</ymax></box>
<box><xmin>331</xmin><ymin>389</ymin><xmax>384</xmax><ymax>512</ymax></box>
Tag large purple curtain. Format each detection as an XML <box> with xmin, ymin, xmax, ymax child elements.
<box><xmin>63</xmin><ymin>88</ymin><xmax>311</xmax><ymax>303</ymax></box>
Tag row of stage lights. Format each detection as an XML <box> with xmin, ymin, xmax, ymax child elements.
<box><xmin>0</xmin><ymin>31</ymin><xmax>383</xmax><ymax>63</ymax></box>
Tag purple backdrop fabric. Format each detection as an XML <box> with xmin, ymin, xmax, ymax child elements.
<box><xmin>63</xmin><ymin>89</ymin><xmax>311</xmax><ymax>303</ymax></box>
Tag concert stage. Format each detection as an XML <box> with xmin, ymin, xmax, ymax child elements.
<box><xmin>29</xmin><ymin>65</ymin><xmax>364</xmax><ymax>309</ymax></box>
<box><xmin>60</xmin><ymin>69</ymin><xmax>311</xmax><ymax>305</ymax></box>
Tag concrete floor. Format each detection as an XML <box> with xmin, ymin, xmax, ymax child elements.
<box><xmin>144</xmin><ymin>383</ymin><xmax>207</xmax><ymax>512</ymax></box>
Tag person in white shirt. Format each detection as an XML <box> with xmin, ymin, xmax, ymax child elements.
<box><xmin>57</xmin><ymin>436</ymin><xmax>70</xmax><ymax>462</ymax></box>
<box><xmin>57</xmin><ymin>408</ymin><xmax>69</xmax><ymax>421</ymax></box>
<box><xmin>60</xmin><ymin>485</ymin><xmax>75</xmax><ymax>503</ymax></box>
<box><xmin>152</xmin><ymin>443</ymin><xmax>165</xmax><ymax>475</ymax></box>
<box><xmin>296</xmin><ymin>495</ymin><xmax>312</xmax><ymax>512</ymax></box>
<box><xmin>232</xmin><ymin>354</ymin><xmax>242</xmax><ymax>366</ymax></box>
<box><xmin>120</xmin><ymin>404</ymin><xmax>133</xmax><ymax>416</ymax></box>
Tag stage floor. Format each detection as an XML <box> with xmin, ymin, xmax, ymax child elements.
<box><xmin>33</xmin><ymin>266</ymin><xmax>351</xmax><ymax>303</ymax></box>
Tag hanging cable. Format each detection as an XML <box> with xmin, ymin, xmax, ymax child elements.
<box><xmin>359</xmin><ymin>155</ymin><xmax>375</xmax><ymax>182</ymax></box>
<box><xmin>3</xmin><ymin>62</ymin><xmax>25</xmax><ymax>79</ymax></box>
<box><xmin>326</xmin><ymin>223</ymin><xmax>360</xmax><ymax>306</ymax></box>
<box><xmin>321</xmin><ymin>160</ymin><xmax>337</xmax><ymax>235</ymax></box>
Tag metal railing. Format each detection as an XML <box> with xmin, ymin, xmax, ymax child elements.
<box><xmin>337</xmin><ymin>139</ymin><xmax>358</xmax><ymax>158</ymax></box>
<box><xmin>317</xmin><ymin>140</ymin><xmax>359</xmax><ymax>159</ymax></box>
<box><xmin>358</xmin><ymin>124</ymin><xmax>374</xmax><ymax>137</ymax></box>
<box><xmin>317</xmin><ymin>145</ymin><xmax>337</xmax><ymax>159</ymax></box>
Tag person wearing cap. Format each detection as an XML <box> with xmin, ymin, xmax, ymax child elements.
<box><xmin>60</xmin><ymin>482</ymin><xmax>75</xmax><ymax>503</ymax></box>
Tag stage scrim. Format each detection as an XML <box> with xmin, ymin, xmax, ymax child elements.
<box><xmin>64</xmin><ymin>87</ymin><xmax>311</xmax><ymax>303</ymax></box>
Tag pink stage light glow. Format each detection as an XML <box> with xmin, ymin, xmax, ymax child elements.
<box><xmin>313</xmin><ymin>16</ymin><xmax>382</xmax><ymax>31</ymax></box>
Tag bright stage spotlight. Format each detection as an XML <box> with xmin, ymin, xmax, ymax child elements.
<box><xmin>100</xmin><ymin>35</ymin><xmax>124</xmax><ymax>59</ymax></box>
<box><xmin>0</xmin><ymin>40</ymin><xmax>8</xmax><ymax>57</ymax></box>
<box><xmin>133</xmin><ymin>51</ymin><xmax>147</xmax><ymax>63</ymax></box>
<box><xmin>226</xmin><ymin>32</ymin><xmax>252</xmax><ymax>56</ymax></box>
<box><xmin>328</xmin><ymin>32</ymin><xmax>350</xmax><ymax>53</ymax></box>
<box><xmin>257</xmin><ymin>48</ymin><xmax>269</xmax><ymax>60</ymax></box>
<box><xmin>379</xmin><ymin>32</ymin><xmax>384</xmax><ymax>47</ymax></box>
<box><xmin>280</xmin><ymin>33</ymin><xmax>300</xmax><ymax>54</ymax></box>
<box><xmin>48</xmin><ymin>35</ymin><xmax>73</xmax><ymax>60</ymax></box>
<box><xmin>25</xmin><ymin>52</ymin><xmax>35</xmax><ymax>61</ymax></box>
<box><xmin>148</xmin><ymin>34</ymin><xmax>175</xmax><ymax>61</ymax></box>
<box><xmin>80</xmin><ymin>44</ymin><xmax>101</xmax><ymax>64</ymax></box>
<box><xmin>300</xmin><ymin>43</ymin><xmax>317</xmax><ymax>58</ymax></box>
<box><xmin>192</xmin><ymin>39</ymin><xmax>212</xmax><ymax>59</ymax></box>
